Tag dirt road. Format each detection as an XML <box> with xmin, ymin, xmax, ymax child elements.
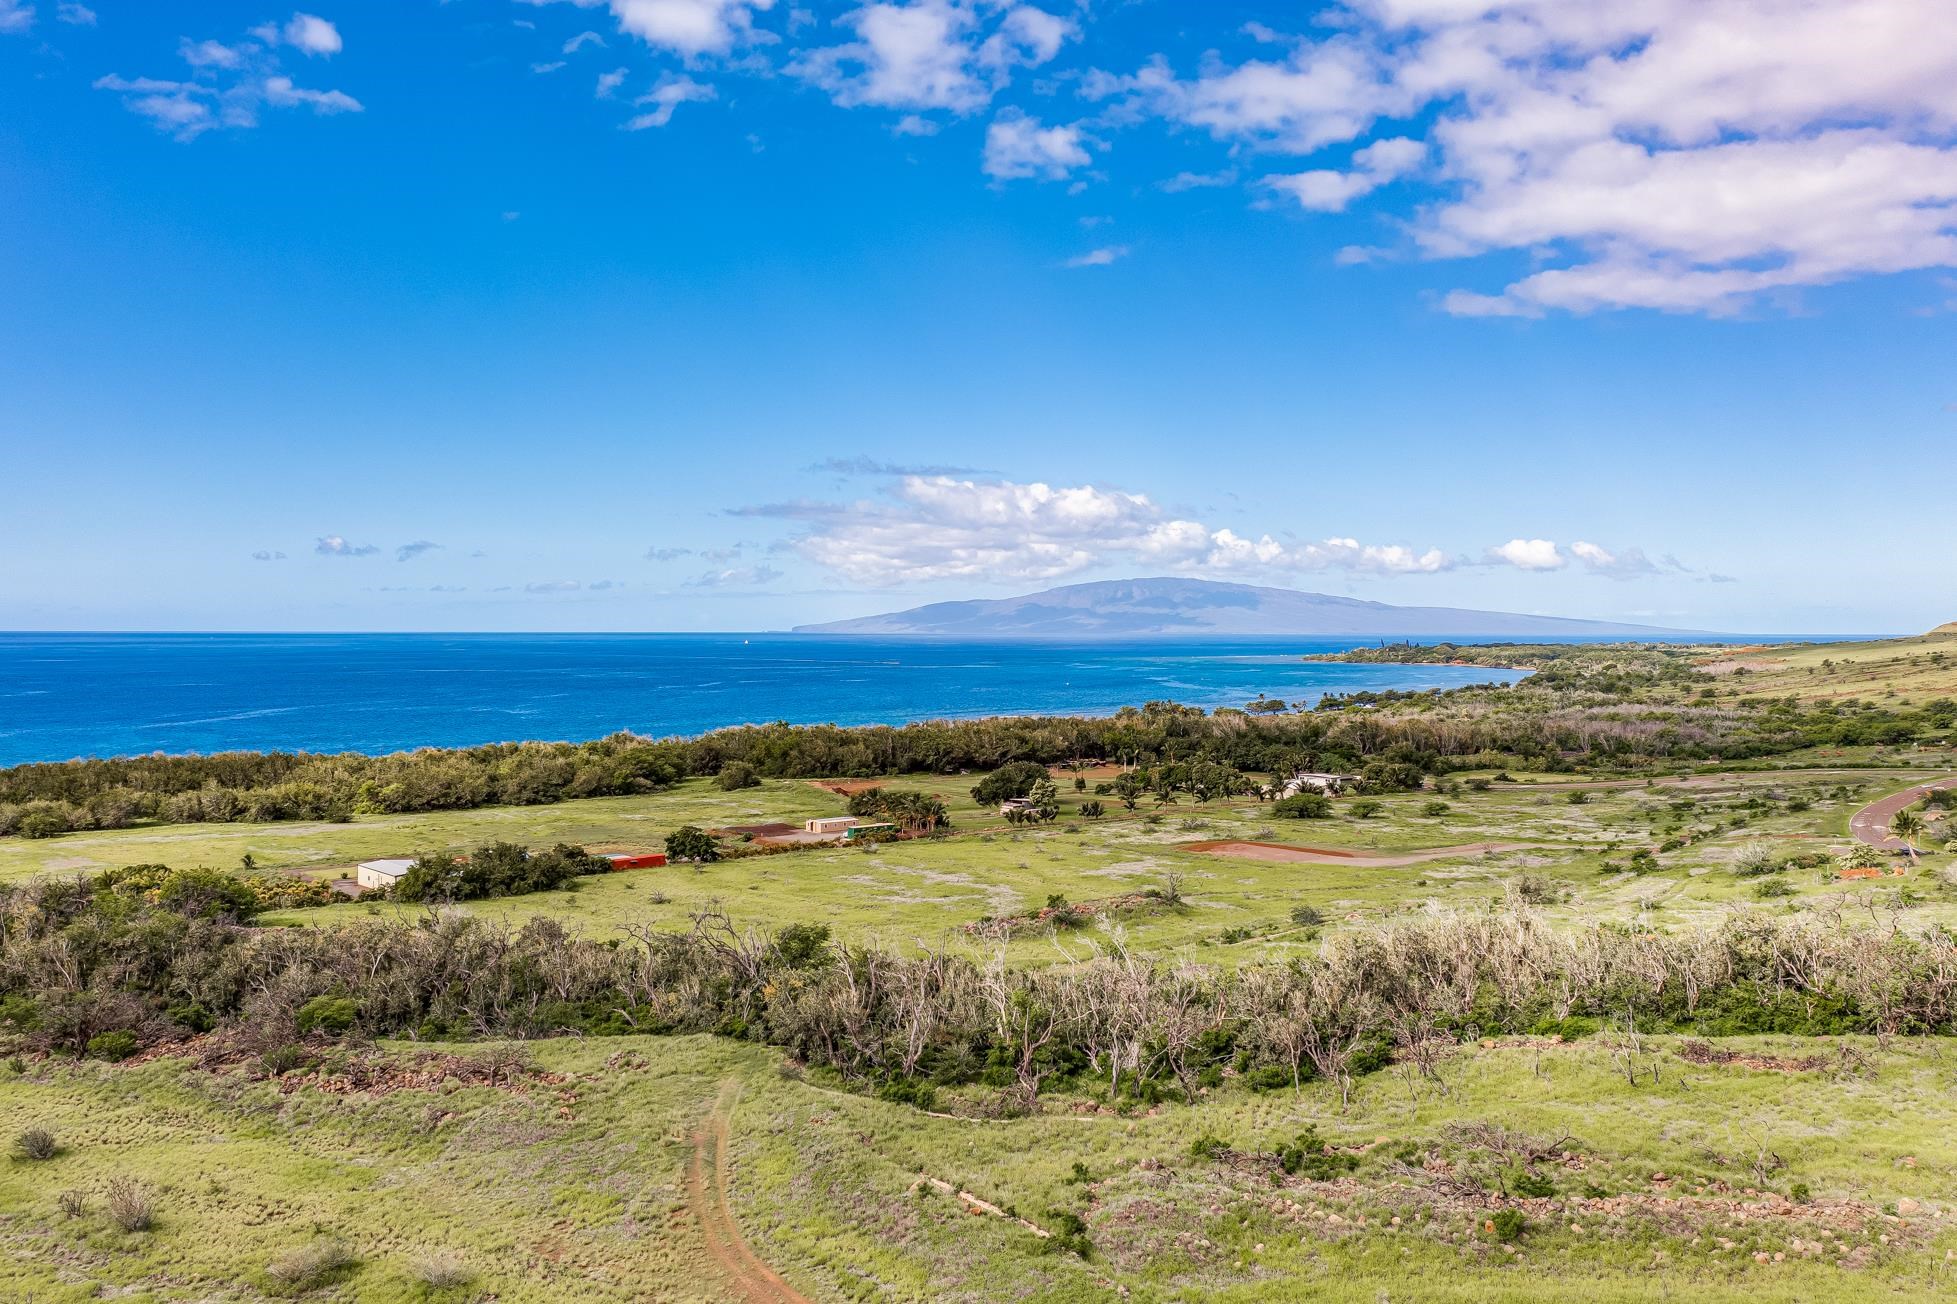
<box><xmin>685</xmin><ymin>1081</ymin><xmax>811</xmax><ymax>1304</ymax></box>
<box><xmin>1849</xmin><ymin>777</ymin><xmax>1957</xmax><ymax>850</ymax></box>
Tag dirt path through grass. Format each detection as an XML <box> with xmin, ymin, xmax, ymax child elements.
<box><xmin>686</xmin><ymin>1080</ymin><xmax>812</xmax><ymax>1304</ymax></box>
<box><xmin>1850</xmin><ymin>775</ymin><xmax>1957</xmax><ymax>850</ymax></box>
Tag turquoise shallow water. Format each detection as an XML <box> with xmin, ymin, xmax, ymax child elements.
<box><xmin>0</xmin><ymin>631</ymin><xmax>1554</xmax><ymax>764</ymax></box>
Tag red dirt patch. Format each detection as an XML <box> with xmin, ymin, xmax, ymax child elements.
<box><xmin>806</xmin><ymin>779</ymin><xmax>885</xmax><ymax>797</ymax></box>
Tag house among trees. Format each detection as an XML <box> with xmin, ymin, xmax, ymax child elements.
<box><xmin>354</xmin><ymin>858</ymin><xmax>416</xmax><ymax>891</ymax></box>
<box><xmin>1278</xmin><ymin>772</ymin><xmax>1360</xmax><ymax>798</ymax></box>
<box><xmin>999</xmin><ymin>797</ymin><xmax>1038</xmax><ymax>817</ymax></box>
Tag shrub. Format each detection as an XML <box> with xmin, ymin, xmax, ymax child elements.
<box><xmin>13</xmin><ymin>1127</ymin><xmax>57</xmax><ymax>1161</ymax></box>
<box><xmin>1273</xmin><ymin>793</ymin><xmax>1333</xmax><ymax>820</ymax></box>
<box><xmin>16</xmin><ymin>806</ymin><xmax>70</xmax><ymax>839</ymax></box>
<box><xmin>1041</xmin><ymin>1208</ymin><xmax>1093</xmax><ymax>1257</ymax></box>
<box><xmin>1565</xmin><ymin>790</ymin><xmax>1591</xmax><ymax>805</ymax></box>
<box><xmin>1790</xmin><ymin>1181</ymin><xmax>1811</xmax><ymax>1204</ymax></box>
<box><xmin>86</xmin><ymin>1030</ymin><xmax>139</xmax><ymax>1062</ymax></box>
<box><xmin>1079</xmin><ymin>800</ymin><xmax>1104</xmax><ymax>817</ymax></box>
<box><xmin>1487</xmin><ymin>1208</ymin><xmax>1527</xmax><ymax>1242</ymax></box>
<box><xmin>1348</xmin><ymin>799</ymin><xmax>1383</xmax><ymax>819</ymax></box>
<box><xmin>295</xmin><ymin>995</ymin><xmax>358</xmax><ymax>1036</ymax></box>
<box><xmin>715</xmin><ymin>762</ymin><xmax>760</xmax><ymax>791</ymax></box>
<box><xmin>1754</xmin><ymin>879</ymin><xmax>1796</xmax><ymax>899</ymax></box>
<box><xmin>665</xmin><ymin>825</ymin><xmax>719</xmax><ymax>863</ymax></box>
<box><xmin>1277</xmin><ymin>1127</ymin><xmax>1359</xmax><ymax>1180</ymax></box>
<box><xmin>971</xmin><ymin>761</ymin><xmax>1049</xmax><ymax>806</ymax></box>
<box><xmin>104</xmin><ymin>1177</ymin><xmax>155</xmax><ymax>1231</ymax></box>
<box><xmin>260</xmin><ymin>1044</ymin><xmax>315</xmax><ymax>1077</ymax></box>
<box><xmin>1511</xmin><ymin>1170</ymin><xmax>1556</xmax><ymax>1198</ymax></box>
<box><xmin>57</xmin><ymin>1189</ymin><xmax>87</xmax><ymax>1218</ymax></box>
<box><xmin>266</xmin><ymin>1238</ymin><xmax>358</xmax><ymax>1291</ymax></box>
<box><xmin>1288</xmin><ymin>904</ymin><xmax>1325</xmax><ymax>928</ymax></box>
<box><xmin>411</xmin><ymin>1251</ymin><xmax>475</xmax><ymax>1290</ymax></box>
<box><xmin>1421</xmin><ymin>800</ymin><xmax>1452</xmax><ymax>817</ymax></box>
<box><xmin>1189</xmin><ymin>1135</ymin><xmax>1230</xmax><ymax>1161</ymax></box>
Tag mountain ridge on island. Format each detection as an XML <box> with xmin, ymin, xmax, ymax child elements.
<box><xmin>791</xmin><ymin>577</ymin><xmax>1696</xmax><ymax>638</ymax></box>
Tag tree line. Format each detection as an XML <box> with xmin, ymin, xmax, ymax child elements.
<box><xmin>3</xmin><ymin>873</ymin><xmax>1952</xmax><ymax>1109</ymax></box>
<box><xmin>4</xmin><ymin>659</ymin><xmax>1950</xmax><ymax>839</ymax></box>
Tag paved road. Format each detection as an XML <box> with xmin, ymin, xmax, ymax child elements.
<box><xmin>1849</xmin><ymin>776</ymin><xmax>1957</xmax><ymax>850</ymax></box>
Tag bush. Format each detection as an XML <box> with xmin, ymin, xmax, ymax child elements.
<box><xmin>1511</xmin><ymin>1170</ymin><xmax>1556</xmax><ymax>1198</ymax></box>
<box><xmin>1348</xmin><ymin>799</ymin><xmax>1383</xmax><ymax>819</ymax></box>
<box><xmin>1487</xmin><ymin>1208</ymin><xmax>1526</xmax><ymax>1242</ymax></box>
<box><xmin>13</xmin><ymin>1126</ymin><xmax>57</xmax><ymax>1161</ymax></box>
<box><xmin>266</xmin><ymin>1238</ymin><xmax>358</xmax><ymax>1292</ymax></box>
<box><xmin>1041</xmin><ymin>1208</ymin><xmax>1092</xmax><ymax>1257</ymax></box>
<box><xmin>1277</xmin><ymin>1127</ymin><xmax>1359</xmax><ymax>1180</ymax></box>
<box><xmin>1754</xmin><ymin>879</ymin><xmax>1796</xmax><ymax>899</ymax></box>
<box><xmin>1421</xmin><ymin>800</ymin><xmax>1451</xmax><ymax>817</ymax></box>
<box><xmin>1273</xmin><ymin>793</ymin><xmax>1333</xmax><ymax>820</ymax></box>
<box><xmin>295</xmin><ymin>995</ymin><xmax>358</xmax><ymax>1036</ymax></box>
<box><xmin>1189</xmin><ymin>1135</ymin><xmax>1230</xmax><ymax>1161</ymax></box>
<box><xmin>971</xmin><ymin>761</ymin><xmax>1049</xmax><ymax>806</ymax></box>
<box><xmin>715</xmin><ymin>762</ymin><xmax>760</xmax><ymax>791</ymax></box>
<box><xmin>104</xmin><ymin>1177</ymin><xmax>155</xmax><ymax>1231</ymax></box>
<box><xmin>1288</xmin><ymin>904</ymin><xmax>1325</xmax><ymax>928</ymax></box>
<box><xmin>57</xmin><ymin>1188</ymin><xmax>87</xmax><ymax>1218</ymax></box>
<box><xmin>411</xmin><ymin>1251</ymin><xmax>475</xmax><ymax>1290</ymax></box>
<box><xmin>16</xmin><ymin>806</ymin><xmax>70</xmax><ymax>839</ymax></box>
<box><xmin>665</xmin><ymin>825</ymin><xmax>719</xmax><ymax>863</ymax></box>
<box><xmin>86</xmin><ymin>1030</ymin><xmax>139</xmax><ymax>1062</ymax></box>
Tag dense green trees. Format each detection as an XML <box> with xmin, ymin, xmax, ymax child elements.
<box><xmin>4</xmin><ymin>653</ymin><xmax>1950</xmax><ymax>842</ymax></box>
<box><xmin>392</xmin><ymin>842</ymin><xmax>607</xmax><ymax>903</ymax></box>
<box><xmin>665</xmin><ymin>826</ymin><xmax>718</xmax><ymax>863</ymax></box>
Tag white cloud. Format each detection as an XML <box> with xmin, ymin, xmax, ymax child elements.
<box><xmin>1571</xmin><ymin>541</ymin><xmax>1661</xmax><ymax>579</ymax></box>
<box><xmin>316</xmin><ymin>535</ymin><xmax>380</xmax><ymax>557</ymax></box>
<box><xmin>0</xmin><ymin>1</ymin><xmax>32</xmax><ymax>35</ymax></box>
<box><xmin>690</xmin><ymin>564</ymin><xmax>783</xmax><ymax>586</ymax></box>
<box><xmin>1488</xmin><ymin>538</ymin><xmax>1565</xmax><ymax>571</ymax></box>
<box><xmin>1101</xmin><ymin>1</ymin><xmax>1957</xmax><ymax>314</ymax></box>
<box><xmin>1266</xmin><ymin>135</ymin><xmax>1423</xmax><ymax>212</ymax></box>
<box><xmin>892</xmin><ymin>113</ymin><xmax>939</xmax><ymax>136</ymax></box>
<box><xmin>596</xmin><ymin>65</ymin><xmax>629</xmax><ymax>97</ymax></box>
<box><xmin>1159</xmin><ymin>169</ymin><xmax>1237</xmax><ymax>193</ymax></box>
<box><xmin>783</xmin><ymin>475</ymin><xmax>1454</xmax><ymax>585</ymax></box>
<box><xmin>263</xmin><ymin>76</ymin><xmax>362</xmax><ymax>114</ymax></box>
<box><xmin>281</xmin><ymin>13</ymin><xmax>343</xmax><ymax>57</ymax></box>
<box><xmin>98</xmin><ymin>18</ymin><xmax>360</xmax><ymax>139</ymax></box>
<box><xmin>625</xmin><ymin>74</ymin><xmax>715</xmax><ymax>128</ymax></box>
<box><xmin>1064</xmin><ymin>245</ymin><xmax>1129</xmax><ymax>268</ymax></box>
<box><xmin>612</xmin><ymin>0</ymin><xmax>775</xmax><ymax>56</ymax></box>
<box><xmin>251</xmin><ymin>550</ymin><xmax>287</xmax><ymax>562</ymax></box>
<box><xmin>57</xmin><ymin>2</ymin><xmax>93</xmax><ymax>24</ymax></box>
<box><xmin>396</xmin><ymin>540</ymin><xmax>442</xmax><ymax>562</ymax></box>
<box><xmin>563</xmin><ymin>30</ymin><xmax>606</xmax><ymax>53</ymax></box>
<box><xmin>983</xmin><ymin>110</ymin><xmax>1091</xmax><ymax>181</ymax></box>
<box><xmin>794</xmin><ymin>1</ymin><xmax>1070</xmax><ymax>114</ymax></box>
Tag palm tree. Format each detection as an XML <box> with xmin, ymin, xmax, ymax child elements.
<box><xmin>1890</xmin><ymin>809</ymin><xmax>1927</xmax><ymax>864</ymax></box>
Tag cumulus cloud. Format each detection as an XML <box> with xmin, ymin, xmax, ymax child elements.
<box><xmin>395</xmin><ymin>540</ymin><xmax>442</xmax><ymax>562</ymax></box>
<box><xmin>1064</xmin><ymin>245</ymin><xmax>1129</xmax><ymax>268</ymax></box>
<box><xmin>690</xmin><ymin>565</ymin><xmax>783</xmax><ymax>587</ymax></box>
<box><xmin>1266</xmin><ymin>136</ymin><xmax>1423</xmax><ymax>212</ymax></box>
<box><xmin>625</xmin><ymin>74</ymin><xmax>715</xmax><ymax>129</ymax></box>
<box><xmin>278</xmin><ymin>13</ymin><xmax>343</xmax><ymax>57</ymax></box>
<box><xmin>251</xmin><ymin>550</ymin><xmax>287</xmax><ymax>562</ymax></box>
<box><xmin>794</xmin><ymin>1</ymin><xmax>1071</xmax><ymax>114</ymax></box>
<box><xmin>96</xmin><ymin>16</ymin><xmax>360</xmax><ymax>139</ymax></box>
<box><xmin>0</xmin><ymin>1</ymin><xmax>32</xmax><ymax>35</ymax></box>
<box><xmin>983</xmin><ymin>110</ymin><xmax>1092</xmax><ymax>181</ymax></box>
<box><xmin>1570</xmin><ymin>541</ymin><xmax>1660</xmax><ymax>580</ymax></box>
<box><xmin>778</xmin><ymin>475</ymin><xmax>1453</xmax><ymax>586</ymax></box>
<box><xmin>1487</xmin><ymin>538</ymin><xmax>1565</xmax><ymax>571</ymax></box>
<box><xmin>1092</xmin><ymin>1</ymin><xmax>1957</xmax><ymax>314</ymax></box>
<box><xmin>316</xmin><ymin>535</ymin><xmax>380</xmax><ymax>557</ymax></box>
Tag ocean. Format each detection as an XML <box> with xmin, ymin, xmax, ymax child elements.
<box><xmin>0</xmin><ymin>631</ymin><xmax>1573</xmax><ymax>766</ymax></box>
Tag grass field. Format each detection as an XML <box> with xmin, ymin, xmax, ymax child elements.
<box><xmin>6</xmin><ymin>759</ymin><xmax>1956</xmax><ymax>965</ymax></box>
<box><xmin>6</xmin><ymin>1031</ymin><xmax>1955</xmax><ymax>1301</ymax></box>
<box><xmin>1702</xmin><ymin>630</ymin><xmax>1957</xmax><ymax>704</ymax></box>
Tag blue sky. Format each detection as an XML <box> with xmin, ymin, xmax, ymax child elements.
<box><xmin>2</xmin><ymin>1</ymin><xmax>1953</xmax><ymax>635</ymax></box>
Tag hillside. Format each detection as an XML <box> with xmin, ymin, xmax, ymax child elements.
<box><xmin>794</xmin><ymin>577</ymin><xmax>1687</xmax><ymax>638</ymax></box>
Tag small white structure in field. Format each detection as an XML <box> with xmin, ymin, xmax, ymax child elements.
<box><xmin>1278</xmin><ymin>772</ymin><xmax>1359</xmax><ymax>797</ymax></box>
<box><xmin>805</xmin><ymin>816</ymin><xmax>862</xmax><ymax>836</ymax></box>
<box><xmin>355</xmin><ymin>858</ymin><xmax>416</xmax><ymax>891</ymax></box>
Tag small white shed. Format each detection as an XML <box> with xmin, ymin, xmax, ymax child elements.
<box><xmin>355</xmin><ymin>858</ymin><xmax>417</xmax><ymax>891</ymax></box>
<box><xmin>805</xmin><ymin>816</ymin><xmax>862</xmax><ymax>836</ymax></box>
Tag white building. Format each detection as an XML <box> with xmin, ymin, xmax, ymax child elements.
<box><xmin>355</xmin><ymin>858</ymin><xmax>417</xmax><ymax>891</ymax></box>
<box><xmin>805</xmin><ymin>816</ymin><xmax>863</xmax><ymax>836</ymax></box>
<box><xmin>1278</xmin><ymin>772</ymin><xmax>1359</xmax><ymax>798</ymax></box>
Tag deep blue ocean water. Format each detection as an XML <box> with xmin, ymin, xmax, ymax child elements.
<box><xmin>0</xmin><ymin>630</ymin><xmax>1842</xmax><ymax>767</ymax></box>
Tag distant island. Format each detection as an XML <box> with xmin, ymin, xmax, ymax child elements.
<box><xmin>793</xmin><ymin>577</ymin><xmax>1691</xmax><ymax>638</ymax></box>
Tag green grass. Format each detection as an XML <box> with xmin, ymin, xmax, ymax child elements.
<box><xmin>5</xmin><ymin>1033</ymin><xmax>1955</xmax><ymax>1301</ymax></box>
<box><xmin>1705</xmin><ymin>631</ymin><xmax>1957</xmax><ymax>705</ymax></box>
<box><xmin>10</xmin><ymin>768</ymin><xmax>1957</xmax><ymax>963</ymax></box>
